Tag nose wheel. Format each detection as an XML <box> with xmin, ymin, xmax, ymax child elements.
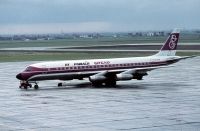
<box><xmin>34</xmin><ymin>84</ymin><xmax>39</xmax><ymax>90</ymax></box>
<box><xmin>19</xmin><ymin>81</ymin><xmax>39</xmax><ymax>90</ymax></box>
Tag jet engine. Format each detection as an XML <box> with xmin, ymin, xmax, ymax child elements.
<box><xmin>116</xmin><ymin>74</ymin><xmax>133</xmax><ymax>81</ymax></box>
<box><xmin>89</xmin><ymin>75</ymin><xmax>107</xmax><ymax>82</ymax></box>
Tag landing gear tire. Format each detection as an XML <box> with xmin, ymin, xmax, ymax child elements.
<box><xmin>137</xmin><ymin>76</ymin><xmax>143</xmax><ymax>80</ymax></box>
<box><xmin>58</xmin><ymin>83</ymin><xmax>63</xmax><ymax>87</ymax></box>
<box><xmin>34</xmin><ymin>85</ymin><xmax>39</xmax><ymax>90</ymax></box>
<box><xmin>24</xmin><ymin>85</ymin><xmax>28</xmax><ymax>90</ymax></box>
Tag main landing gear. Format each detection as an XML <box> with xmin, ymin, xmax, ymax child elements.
<box><xmin>19</xmin><ymin>81</ymin><xmax>39</xmax><ymax>90</ymax></box>
<box><xmin>58</xmin><ymin>83</ymin><xmax>63</xmax><ymax>87</ymax></box>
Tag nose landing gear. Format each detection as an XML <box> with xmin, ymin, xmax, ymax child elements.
<box><xmin>34</xmin><ymin>84</ymin><xmax>39</xmax><ymax>90</ymax></box>
<box><xmin>19</xmin><ymin>81</ymin><xmax>39</xmax><ymax>90</ymax></box>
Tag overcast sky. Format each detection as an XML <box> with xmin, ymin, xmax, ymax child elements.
<box><xmin>0</xmin><ymin>0</ymin><xmax>199</xmax><ymax>34</ymax></box>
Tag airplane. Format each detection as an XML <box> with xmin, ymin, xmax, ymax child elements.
<box><xmin>16</xmin><ymin>29</ymin><xmax>195</xmax><ymax>89</ymax></box>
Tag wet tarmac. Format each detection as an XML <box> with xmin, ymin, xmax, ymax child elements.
<box><xmin>0</xmin><ymin>57</ymin><xmax>200</xmax><ymax>130</ymax></box>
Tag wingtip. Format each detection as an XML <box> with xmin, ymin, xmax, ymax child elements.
<box><xmin>180</xmin><ymin>55</ymin><xmax>197</xmax><ymax>60</ymax></box>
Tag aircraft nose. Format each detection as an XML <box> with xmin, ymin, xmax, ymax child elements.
<box><xmin>16</xmin><ymin>73</ymin><xmax>23</xmax><ymax>80</ymax></box>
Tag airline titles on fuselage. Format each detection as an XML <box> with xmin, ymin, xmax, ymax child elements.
<box><xmin>94</xmin><ymin>61</ymin><xmax>110</xmax><ymax>65</ymax></box>
<box><xmin>74</xmin><ymin>62</ymin><xmax>90</xmax><ymax>66</ymax></box>
<box><xmin>72</xmin><ymin>61</ymin><xmax>111</xmax><ymax>66</ymax></box>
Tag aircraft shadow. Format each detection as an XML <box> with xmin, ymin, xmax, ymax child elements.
<box><xmin>23</xmin><ymin>82</ymin><xmax>148</xmax><ymax>91</ymax></box>
<box><xmin>21</xmin><ymin>81</ymin><xmax>188</xmax><ymax>91</ymax></box>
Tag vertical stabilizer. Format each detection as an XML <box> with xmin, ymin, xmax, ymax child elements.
<box><xmin>155</xmin><ymin>29</ymin><xmax>180</xmax><ymax>56</ymax></box>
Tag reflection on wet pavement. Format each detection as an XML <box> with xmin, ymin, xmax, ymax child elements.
<box><xmin>0</xmin><ymin>57</ymin><xmax>200</xmax><ymax>130</ymax></box>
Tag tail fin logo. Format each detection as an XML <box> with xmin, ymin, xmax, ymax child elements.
<box><xmin>169</xmin><ymin>34</ymin><xmax>177</xmax><ymax>49</ymax></box>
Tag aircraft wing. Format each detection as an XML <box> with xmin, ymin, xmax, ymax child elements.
<box><xmin>115</xmin><ymin>65</ymin><xmax>173</xmax><ymax>75</ymax></box>
<box><xmin>88</xmin><ymin>65</ymin><xmax>174</xmax><ymax>82</ymax></box>
<box><xmin>105</xmin><ymin>55</ymin><xmax>197</xmax><ymax>77</ymax></box>
<box><xmin>178</xmin><ymin>55</ymin><xmax>197</xmax><ymax>60</ymax></box>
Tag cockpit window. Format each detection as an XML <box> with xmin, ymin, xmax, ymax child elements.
<box><xmin>25</xmin><ymin>67</ymin><xmax>32</xmax><ymax>72</ymax></box>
